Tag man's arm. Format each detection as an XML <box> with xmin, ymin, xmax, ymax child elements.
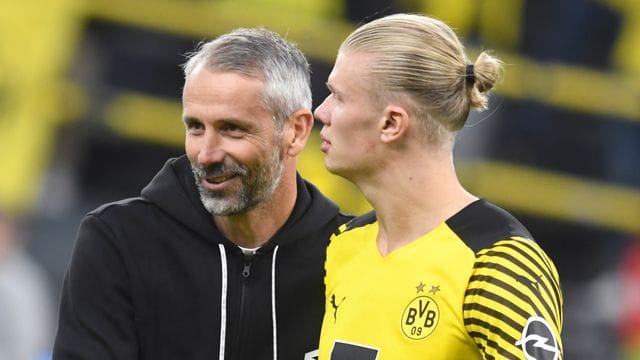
<box><xmin>53</xmin><ymin>214</ymin><xmax>139</xmax><ymax>359</ymax></box>
<box><xmin>463</xmin><ymin>237</ymin><xmax>563</xmax><ymax>359</ymax></box>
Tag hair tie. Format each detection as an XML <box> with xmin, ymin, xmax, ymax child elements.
<box><xmin>465</xmin><ymin>64</ymin><xmax>475</xmax><ymax>86</ymax></box>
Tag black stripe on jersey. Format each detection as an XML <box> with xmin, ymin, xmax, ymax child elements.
<box><xmin>511</xmin><ymin>240</ymin><xmax>557</xmax><ymax>286</ymax></box>
<box><xmin>445</xmin><ymin>199</ymin><xmax>533</xmax><ymax>253</ymax></box>
<box><xmin>464</xmin><ymin>318</ymin><xmax>519</xmax><ymax>358</ymax></box>
<box><xmin>498</xmin><ymin>241</ymin><xmax>562</xmax><ymax>317</ymax></box>
<box><xmin>471</xmin><ymin>262</ymin><xmax>555</xmax><ymax>322</ymax></box>
<box><xmin>479</xmin><ymin>249</ymin><xmax>558</xmax><ymax>319</ymax></box>
<box><xmin>467</xmin><ymin>331</ymin><xmax>519</xmax><ymax>360</ymax></box>
<box><xmin>511</xmin><ymin>240</ymin><xmax>562</xmax><ymax>308</ymax></box>
<box><xmin>464</xmin><ymin>287</ymin><xmax>530</xmax><ymax>322</ymax></box>
<box><xmin>468</xmin><ymin>274</ymin><xmax>545</xmax><ymax>324</ymax></box>
<box><xmin>341</xmin><ymin>210</ymin><xmax>377</xmax><ymax>233</ymax></box>
<box><xmin>463</xmin><ymin>302</ymin><xmax>521</xmax><ymax>330</ymax></box>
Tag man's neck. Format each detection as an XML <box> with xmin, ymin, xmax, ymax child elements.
<box><xmin>359</xmin><ymin>152</ymin><xmax>476</xmax><ymax>256</ymax></box>
<box><xmin>213</xmin><ymin>174</ymin><xmax>298</xmax><ymax>248</ymax></box>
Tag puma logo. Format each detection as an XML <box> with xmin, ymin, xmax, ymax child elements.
<box><xmin>331</xmin><ymin>294</ymin><xmax>346</xmax><ymax>323</ymax></box>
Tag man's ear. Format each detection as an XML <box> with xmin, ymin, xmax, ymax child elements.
<box><xmin>284</xmin><ymin>109</ymin><xmax>314</xmax><ymax>157</ymax></box>
<box><xmin>380</xmin><ymin>105</ymin><xmax>409</xmax><ymax>143</ymax></box>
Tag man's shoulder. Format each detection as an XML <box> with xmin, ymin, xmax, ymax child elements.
<box><xmin>90</xmin><ymin>197</ymin><xmax>152</xmax><ymax>216</ymax></box>
<box><xmin>446</xmin><ymin>199</ymin><xmax>534</xmax><ymax>253</ymax></box>
<box><xmin>84</xmin><ymin>197</ymin><xmax>161</xmax><ymax>229</ymax></box>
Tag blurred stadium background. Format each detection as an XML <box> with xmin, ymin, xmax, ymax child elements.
<box><xmin>1</xmin><ymin>0</ymin><xmax>639</xmax><ymax>359</ymax></box>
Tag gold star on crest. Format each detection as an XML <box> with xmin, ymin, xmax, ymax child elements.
<box><xmin>416</xmin><ymin>282</ymin><xmax>426</xmax><ymax>293</ymax></box>
<box><xmin>429</xmin><ymin>285</ymin><xmax>441</xmax><ymax>295</ymax></box>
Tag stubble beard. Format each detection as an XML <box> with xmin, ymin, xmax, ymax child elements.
<box><xmin>191</xmin><ymin>145</ymin><xmax>285</xmax><ymax>216</ymax></box>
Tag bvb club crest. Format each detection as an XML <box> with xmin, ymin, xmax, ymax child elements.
<box><xmin>401</xmin><ymin>295</ymin><xmax>440</xmax><ymax>340</ymax></box>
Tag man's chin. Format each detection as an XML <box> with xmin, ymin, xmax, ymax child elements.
<box><xmin>201</xmin><ymin>195</ymin><xmax>255</xmax><ymax>216</ymax></box>
<box><xmin>203</xmin><ymin>203</ymin><xmax>239</xmax><ymax>216</ymax></box>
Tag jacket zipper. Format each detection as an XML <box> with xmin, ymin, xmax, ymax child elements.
<box><xmin>240</xmin><ymin>254</ymin><xmax>253</xmax><ymax>313</ymax></box>
<box><xmin>236</xmin><ymin>253</ymin><xmax>254</xmax><ymax>359</ymax></box>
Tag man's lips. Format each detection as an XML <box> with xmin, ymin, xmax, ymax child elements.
<box><xmin>202</xmin><ymin>174</ymin><xmax>237</xmax><ymax>189</ymax></box>
<box><xmin>320</xmin><ymin>133</ymin><xmax>331</xmax><ymax>152</ymax></box>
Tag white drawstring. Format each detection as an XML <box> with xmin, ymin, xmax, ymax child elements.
<box><xmin>271</xmin><ymin>245</ymin><xmax>280</xmax><ymax>360</ymax></box>
<box><xmin>218</xmin><ymin>244</ymin><xmax>228</xmax><ymax>360</ymax></box>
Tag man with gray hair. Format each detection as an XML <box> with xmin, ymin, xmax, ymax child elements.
<box><xmin>53</xmin><ymin>27</ymin><xmax>350</xmax><ymax>360</ymax></box>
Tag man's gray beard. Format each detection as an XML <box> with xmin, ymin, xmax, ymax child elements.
<box><xmin>191</xmin><ymin>145</ymin><xmax>285</xmax><ymax>216</ymax></box>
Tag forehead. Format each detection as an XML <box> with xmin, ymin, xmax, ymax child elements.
<box><xmin>182</xmin><ymin>69</ymin><xmax>271</xmax><ymax>118</ymax></box>
<box><xmin>330</xmin><ymin>52</ymin><xmax>385</xmax><ymax>109</ymax></box>
<box><xmin>183</xmin><ymin>69</ymin><xmax>263</xmax><ymax>102</ymax></box>
<box><xmin>328</xmin><ymin>51</ymin><xmax>373</xmax><ymax>92</ymax></box>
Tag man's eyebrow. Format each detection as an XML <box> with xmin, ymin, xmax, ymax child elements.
<box><xmin>325</xmin><ymin>82</ymin><xmax>334</xmax><ymax>92</ymax></box>
<box><xmin>326</xmin><ymin>82</ymin><xmax>342</xmax><ymax>97</ymax></box>
<box><xmin>182</xmin><ymin>116</ymin><xmax>200</xmax><ymax>124</ymax></box>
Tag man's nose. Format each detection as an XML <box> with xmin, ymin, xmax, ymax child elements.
<box><xmin>314</xmin><ymin>97</ymin><xmax>331</xmax><ymax>126</ymax></box>
<box><xmin>197</xmin><ymin>132</ymin><xmax>225</xmax><ymax>165</ymax></box>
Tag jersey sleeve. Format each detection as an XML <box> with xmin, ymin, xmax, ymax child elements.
<box><xmin>463</xmin><ymin>237</ymin><xmax>563</xmax><ymax>360</ymax></box>
<box><xmin>52</xmin><ymin>214</ymin><xmax>139</xmax><ymax>359</ymax></box>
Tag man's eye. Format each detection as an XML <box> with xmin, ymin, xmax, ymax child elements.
<box><xmin>185</xmin><ymin>122</ymin><xmax>204</xmax><ymax>134</ymax></box>
<box><xmin>221</xmin><ymin>123</ymin><xmax>245</xmax><ymax>137</ymax></box>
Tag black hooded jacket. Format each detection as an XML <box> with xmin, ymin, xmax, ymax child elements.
<box><xmin>53</xmin><ymin>156</ymin><xmax>351</xmax><ymax>360</ymax></box>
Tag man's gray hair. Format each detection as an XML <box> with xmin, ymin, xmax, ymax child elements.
<box><xmin>182</xmin><ymin>28</ymin><xmax>312</xmax><ymax>130</ymax></box>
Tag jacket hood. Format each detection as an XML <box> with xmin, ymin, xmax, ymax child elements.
<box><xmin>140</xmin><ymin>155</ymin><xmax>342</xmax><ymax>247</ymax></box>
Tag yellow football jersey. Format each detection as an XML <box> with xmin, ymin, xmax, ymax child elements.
<box><xmin>320</xmin><ymin>199</ymin><xmax>563</xmax><ymax>360</ymax></box>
